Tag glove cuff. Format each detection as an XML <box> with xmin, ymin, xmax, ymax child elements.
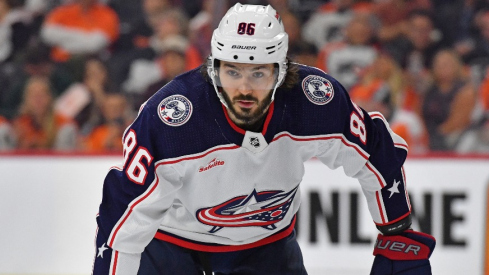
<box><xmin>373</xmin><ymin>232</ymin><xmax>433</xmax><ymax>261</ymax></box>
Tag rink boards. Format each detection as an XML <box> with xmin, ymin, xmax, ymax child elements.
<box><xmin>0</xmin><ymin>155</ymin><xmax>487</xmax><ymax>274</ymax></box>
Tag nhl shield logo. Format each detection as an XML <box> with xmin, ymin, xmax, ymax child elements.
<box><xmin>302</xmin><ymin>75</ymin><xmax>334</xmax><ymax>105</ymax></box>
<box><xmin>158</xmin><ymin>95</ymin><xmax>192</xmax><ymax>126</ymax></box>
<box><xmin>249</xmin><ymin>137</ymin><xmax>260</xmax><ymax>148</ymax></box>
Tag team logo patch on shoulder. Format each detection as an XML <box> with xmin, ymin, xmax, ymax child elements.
<box><xmin>158</xmin><ymin>95</ymin><xmax>193</xmax><ymax>126</ymax></box>
<box><xmin>302</xmin><ymin>75</ymin><xmax>335</xmax><ymax>105</ymax></box>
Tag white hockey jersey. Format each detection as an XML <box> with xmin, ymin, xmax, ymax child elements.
<box><xmin>96</xmin><ymin>64</ymin><xmax>411</xmax><ymax>259</ymax></box>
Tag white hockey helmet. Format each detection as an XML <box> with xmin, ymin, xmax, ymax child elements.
<box><xmin>207</xmin><ymin>3</ymin><xmax>289</xmax><ymax>107</ymax></box>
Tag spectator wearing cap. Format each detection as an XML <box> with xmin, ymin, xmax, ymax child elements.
<box><xmin>147</xmin><ymin>7</ymin><xmax>201</xmax><ymax>70</ymax></box>
<box><xmin>121</xmin><ymin>8</ymin><xmax>201</xmax><ymax>97</ymax></box>
<box><xmin>127</xmin><ymin>34</ymin><xmax>188</xmax><ymax>111</ymax></box>
<box><xmin>40</xmin><ymin>0</ymin><xmax>119</xmax><ymax>63</ymax></box>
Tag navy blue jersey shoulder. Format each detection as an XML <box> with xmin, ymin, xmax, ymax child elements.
<box><xmin>130</xmin><ymin>65</ymin><xmax>359</xmax><ymax>161</ymax></box>
<box><xmin>136</xmin><ymin>67</ymin><xmax>231</xmax><ymax>160</ymax></box>
<box><xmin>274</xmin><ymin>64</ymin><xmax>352</xmax><ymax>138</ymax></box>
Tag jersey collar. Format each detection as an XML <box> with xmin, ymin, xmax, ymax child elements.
<box><xmin>221</xmin><ymin>102</ymin><xmax>275</xmax><ymax>136</ymax></box>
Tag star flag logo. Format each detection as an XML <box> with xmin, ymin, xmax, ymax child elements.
<box><xmin>196</xmin><ymin>186</ymin><xmax>298</xmax><ymax>233</ymax></box>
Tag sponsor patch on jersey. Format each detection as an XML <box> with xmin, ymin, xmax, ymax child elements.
<box><xmin>158</xmin><ymin>95</ymin><xmax>193</xmax><ymax>126</ymax></box>
<box><xmin>302</xmin><ymin>75</ymin><xmax>335</xmax><ymax>105</ymax></box>
<box><xmin>199</xmin><ymin>158</ymin><xmax>225</xmax><ymax>172</ymax></box>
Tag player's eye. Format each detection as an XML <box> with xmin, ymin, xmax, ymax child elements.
<box><xmin>252</xmin><ymin>71</ymin><xmax>265</xmax><ymax>78</ymax></box>
<box><xmin>226</xmin><ymin>70</ymin><xmax>241</xmax><ymax>78</ymax></box>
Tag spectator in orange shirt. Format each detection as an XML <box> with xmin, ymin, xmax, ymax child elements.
<box><xmin>40</xmin><ymin>0</ymin><xmax>119</xmax><ymax>63</ymax></box>
<box><xmin>350</xmin><ymin>52</ymin><xmax>428</xmax><ymax>153</ymax></box>
<box><xmin>12</xmin><ymin>76</ymin><xmax>78</xmax><ymax>151</ymax></box>
<box><xmin>82</xmin><ymin>92</ymin><xmax>132</xmax><ymax>152</ymax></box>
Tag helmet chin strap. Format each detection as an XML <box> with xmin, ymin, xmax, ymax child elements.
<box><xmin>209</xmin><ymin>69</ymin><xmax>229</xmax><ymax>109</ymax></box>
<box><xmin>271</xmin><ymin>60</ymin><xmax>288</xmax><ymax>102</ymax></box>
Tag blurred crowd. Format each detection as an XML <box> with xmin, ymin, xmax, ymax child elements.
<box><xmin>0</xmin><ymin>0</ymin><xmax>489</xmax><ymax>154</ymax></box>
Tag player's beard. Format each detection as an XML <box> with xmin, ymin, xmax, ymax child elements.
<box><xmin>220</xmin><ymin>89</ymin><xmax>273</xmax><ymax>130</ymax></box>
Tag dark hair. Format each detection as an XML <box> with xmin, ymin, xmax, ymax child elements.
<box><xmin>200</xmin><ymin>57</ymin><xmax>300</xmax><ymax>90</ymax></box>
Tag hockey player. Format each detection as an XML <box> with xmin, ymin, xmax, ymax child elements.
<box><xmin>93</xmin><ymin>3</ymin><xmax>435</xmax><ymax>275</ymax></box>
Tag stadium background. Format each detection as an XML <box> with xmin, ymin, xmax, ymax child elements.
<box><xmin>0</xmin><ymin>0</ymin><xmax>488</xmax><ymax>274</ymax></box>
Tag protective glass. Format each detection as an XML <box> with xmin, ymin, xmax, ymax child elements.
<box><xmin>213</xmin><ymin>61</ymin><xmax>279</xmax><ymax>95</ymax></box>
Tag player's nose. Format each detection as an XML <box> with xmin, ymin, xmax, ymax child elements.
<box><xmin>236</xmin><ymin>80</ymin><xmax>253</xmax><ymax>95</ymax></box>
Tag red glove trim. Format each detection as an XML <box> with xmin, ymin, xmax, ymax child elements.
<box><xmin>373</xmin><ymin>234</ymin><xmax>430</xmax><ymax>261</ymax></box>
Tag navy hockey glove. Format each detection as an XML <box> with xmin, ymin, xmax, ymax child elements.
<box><xmin>370</xmin><ymin>230</ymin><xmax>436</xmax><ymax>275</ymax></box>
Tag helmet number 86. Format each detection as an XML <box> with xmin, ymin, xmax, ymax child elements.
<box><xmin>238</xmin><ymin>23</ymin><xmax>255</xmax><ymax>35</ymax></box>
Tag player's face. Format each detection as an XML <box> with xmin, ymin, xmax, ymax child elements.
<box><xmin>218</xmin><ymin>61</ymin><xmax>277</xmax><ymax>127</ymax></box>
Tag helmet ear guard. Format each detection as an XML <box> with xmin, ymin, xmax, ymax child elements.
<box><xmin>208</xmin><ymin>3</ymin><xmax>289</xmax><ymax>105</ymax></box>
